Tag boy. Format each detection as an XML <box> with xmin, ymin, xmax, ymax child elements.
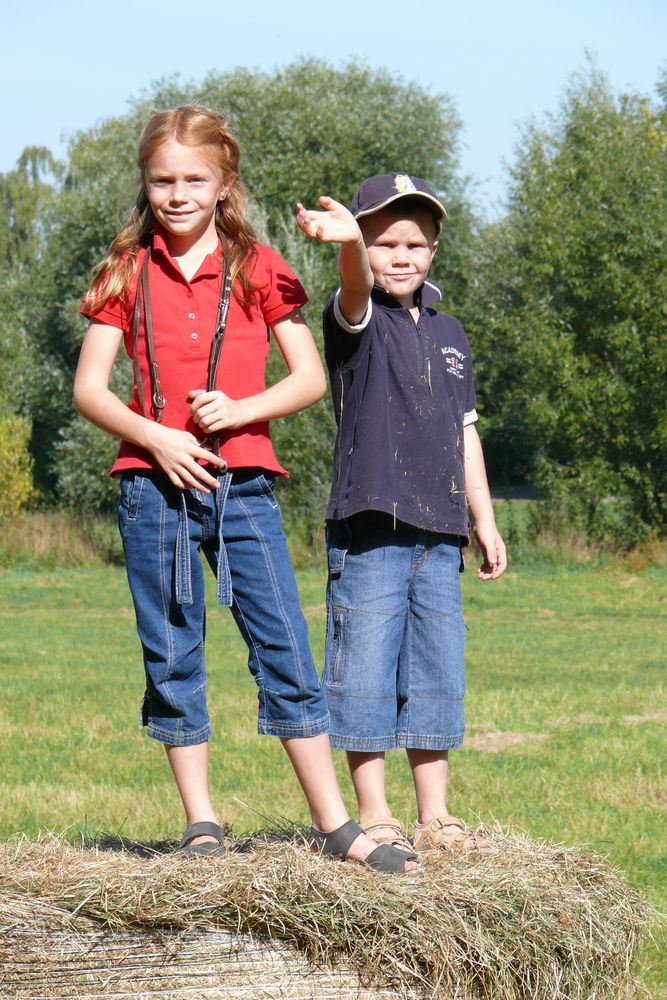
<box><xmin>296</xmin><ymin>173</ymin><xmax>506</xmax><ymax>855</ymax></box>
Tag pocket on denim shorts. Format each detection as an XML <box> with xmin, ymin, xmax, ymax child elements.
<box><xmin>326</xmin><ymin>606</ymin><xmax>349</xmax><ymax>688</ymax></box>
<box><xmin>119</xmin><ymin>473</ymin><xmax>144</xmax><ymax>521</ymax></box>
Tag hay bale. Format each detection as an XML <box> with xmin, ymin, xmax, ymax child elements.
<box><xmin>0</xmin><ymin>830</ymin><xmax>654</xmax><ymax>999</ymax></box>
<box><xmin>0</xmin><ymin>893</ymin><xmax>404</xmax><ymax>999</ymax></box>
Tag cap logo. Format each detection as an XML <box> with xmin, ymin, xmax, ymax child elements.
<box><xmin>394</xmin><ymin>174</ymin><xmax>417</xmax><ymax>194</ymax></box>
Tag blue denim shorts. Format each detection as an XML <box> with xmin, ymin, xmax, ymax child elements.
<box><xmin>118</xmin><ymin>469</ymin><xmax>329</xmax><ymax>746</ymax></box>
<box><xmin>324</xmin><ymin>512</ymin><xmax>466</xmax><ymax>752</ymax></box>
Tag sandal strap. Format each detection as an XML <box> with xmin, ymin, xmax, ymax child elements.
<box><xmin>366</xmin><ymin>843</ymin><xmax>418</xmax><ymax>872</ymax></box>
<box><xmin>362</xmin><ymin>816</ymin><xmax>405</xmax><ymax>834</ymax></box>
<box><xmin>362</xmin><ymin>816</ymin><xmax>413</xmax><ymax>851</ymax></box>
<box><xmin>309</xmin><ymin>819</ymin><xmax>364</xmax><ymax>859</ymax></box>
<box><xmin>179</xmin><ymin>821</ymin><xmax>225</xmax><ymax>850</ymax></box>
<box><xmin>416</xmin><ymin>815</ymin><xmax>465</xmax><ymax>832</ymax></box>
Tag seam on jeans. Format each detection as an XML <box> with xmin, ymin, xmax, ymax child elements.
<box><xmin>232</xmin><ymin>598</ymin><xmax>267</xmax><ymax>729</ymax></box>
<box><xmin>330</xmin><ymin>603</ymin><xmax>404</xmax><ymax>617</ymax></box>
<box><xmin>157</xmin><ymin>483</ymin><xmax>177</xmax><ymax>707</ymax></box>
<box><xmin>236</xmin><ymin>489</ymin><xmax>308</xmax><ymax>727</ymax></box>
<box><xmin>258</xmin><ymin>474</ymin><xmax>279</xmax><ymax>509</ymax></box>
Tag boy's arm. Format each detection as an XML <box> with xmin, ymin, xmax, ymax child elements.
<box><xmin>296</xmin><ymin>197</ymin><xmax>373</xmax><ymax>327</ymax></box>
<box><xmin>464</xmin><ymin>422</ymin><xmax>507</xmax><ymax>581</ymax></box>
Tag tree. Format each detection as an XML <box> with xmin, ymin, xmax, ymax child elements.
<box><xmin>463</xmin><ymin>65</ymin><xmax>667</xmax><ymax>544</ymax></box>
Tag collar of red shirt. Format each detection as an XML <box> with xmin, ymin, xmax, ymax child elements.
<box><xmin>150</xmin><ymin>224</ymin><xmax>223</xmax><ymax>280</ymax></box>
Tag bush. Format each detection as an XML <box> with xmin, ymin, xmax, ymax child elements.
<box><xmin>0</xmin><ymin>415</ymin><xmax>37</xmax><ymax>519</ymax></box>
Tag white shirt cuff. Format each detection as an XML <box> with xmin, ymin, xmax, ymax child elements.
<box><xmin>463</xmin><ymin>409</ymin><xmax>478</xmax><ymax>426</ymax></box>
<box><xmin>333</xmin><ymin>289</ymin><xmax>372</xmax><ymax>333</ymax></box>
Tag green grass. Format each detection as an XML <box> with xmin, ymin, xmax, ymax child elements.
<box><xmin>0</xmin><ymin>559</ymin><xmax>665</xmax><ymax>995</ymax></box>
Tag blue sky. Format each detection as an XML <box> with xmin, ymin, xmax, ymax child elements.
<box><xmin>3</xmin><ymin>0</ymin><xmax>665</xmax><ymax>216</ymax></box>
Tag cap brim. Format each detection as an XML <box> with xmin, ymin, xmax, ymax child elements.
<box><xmin>354</xmin><ymin>191</ymin><xmax>447</xmax><ymax>221</ymax></box>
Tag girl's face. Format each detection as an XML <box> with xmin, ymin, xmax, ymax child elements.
<box><xmin>145</xmin><ymin>140</ymin><xmax>227</xmax><ymax>249</ymax></box>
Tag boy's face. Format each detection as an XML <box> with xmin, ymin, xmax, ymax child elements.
<box><xmin>361</xmin><ymin>208</ymin><xmax>437</xmax><ymax>308</ymax></box>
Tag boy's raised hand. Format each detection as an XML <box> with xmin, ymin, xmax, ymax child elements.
<box><xmin>296</xmin><ymin>197</ymin><xmax>361</xmax><ymax>244</ymax></box>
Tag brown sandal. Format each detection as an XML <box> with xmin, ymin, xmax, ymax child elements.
<box><xmin>413</xmin><ymin>815</ymin><xmax>489</xmax><ymax>853</ymax></box>
<box><xmin>361</xmin><ymin>816</ymin><xmax>415</xmax><ymax>854</ymax></box>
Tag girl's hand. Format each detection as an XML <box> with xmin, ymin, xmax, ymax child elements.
<box><xmin>296</xmin><ymin>197</ymin><xmax>362</xmax><ymax>244</ymax></box>
<box><xmin>144</xmin><ymin>422</ymin><xmax>226</xmax><ymax>492</ymax></box>
<box><xmin>473</xmin><ymin>521</ymin><xmax>508</xmax><ymax>581</ymax></box>
<box><xmin>188</xmin><ymin>389</ymin><xmax>248</xmax><ymax>432</ymax></box>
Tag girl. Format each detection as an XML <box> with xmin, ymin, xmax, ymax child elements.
<box><xmin>74</xmin><ymin>105</ymin><xmax>417</xmax><ymax>872</ymax></box>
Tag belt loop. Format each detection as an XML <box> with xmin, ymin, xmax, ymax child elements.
<box><xmin>175</xmin><ymin>492</ymin><xmax>193</xmax><ymax>606</ymax></box>
<box><xmin>215</xmin><ymin>471</ymin><xmax>233</xmax><ymax>606</ymax></box>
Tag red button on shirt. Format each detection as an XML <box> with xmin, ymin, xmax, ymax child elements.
<box><xmin>82</xmin><ymin>228</ymin><xmax>308</xmax><ymax>477</ymax></box>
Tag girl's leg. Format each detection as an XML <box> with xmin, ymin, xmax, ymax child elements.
<box><xmin>165</xmin><ymin>742</ymin><xmax>221</xmax><ymax>846</ymax></box>
<box><xmin>119</xmin><ymin>474</ymin><xmax>219</xmax><ymax>842</ymax></box>
<box><xmin>281</xmin><ymin>735</ymin><xmax>418</xmax><ymax>869</ymax></box>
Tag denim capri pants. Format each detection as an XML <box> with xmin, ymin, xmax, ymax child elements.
<box><xmin>118</xmin><ymin>469</ymin><xmax>329</xmax><ymax>746</ymax></box>
<box><xmin>324</xmin><ymin>511</ymin><xmax>466</xmax><ymax>752</ymax></box>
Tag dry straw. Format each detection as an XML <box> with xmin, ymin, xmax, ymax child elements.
<box><xmin>0</xmin><ymin>827</ymin><xmax>655</xmax><ymax>999</ymax></box>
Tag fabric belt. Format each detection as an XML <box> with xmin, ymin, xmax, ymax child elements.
<box><xmin>174</xmin><ymin>471</ymin><xmax>234</xmax><ymax>607</ymax></box>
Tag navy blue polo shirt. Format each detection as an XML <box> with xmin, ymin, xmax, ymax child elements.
<box><xmin>323</xmin><ymin>279</ymin><xmax>478</xmax><ymax>538</ymax></box>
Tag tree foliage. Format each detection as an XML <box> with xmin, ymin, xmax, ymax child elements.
<box><xmin>463</xmin><ymin>65</ymin><xmax>667</xmax><ymax>543</ymax></box>
<box><xmin>0</xmin><ymin>60</ymin><xmax>467</xmax><ymax>531</ymax></box>
<box><xmin>2</xmin><ymin>59</ymin><xmax>665</xmax><ymax>547</ymax></box>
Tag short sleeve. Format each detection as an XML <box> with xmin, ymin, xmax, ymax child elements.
<box><xmin>80</xmin><ymin>293</ymin><xmax>129</xmax><ymax>330</ymax></box>
<box><xmin>252</xmin><ymin>244</ymin><xmax>308</xmax><ymax>326</ymax></box>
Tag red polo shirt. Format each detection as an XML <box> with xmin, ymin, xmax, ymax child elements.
<box><xmin>82</xmin><ymin>228</ymin><xmax>308</xmax><ymax>476</ymax></box>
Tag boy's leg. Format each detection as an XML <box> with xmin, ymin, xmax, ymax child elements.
<box><xmin>408</xmin><ymin>746</ymin><xmax>491</xmax><ymax>849</ymax></box>
<box><xmin>346</xmin><ymin>751</ymin><xmax>391</xmax><ymax>823</ymax></box>
<box><xmin>324</xmin><ymin>515</ymin><xmax>418</xmax><ymax>852</ymax></box>
<box><xmin>397</xmin><ymin>535</ymin><xmax>490</xmax><ymax>850</ymax></box>
<box><xmin>406</xmin><ymin>747</ymin><xmax>449</xmax><ymax>821</ymax></box>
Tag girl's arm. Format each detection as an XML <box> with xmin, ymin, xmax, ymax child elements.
<box><xmin>463</xmin><ymin>422</ymin><xmax>507</xmax><ymax>581</ymax></box>
<box><xmin>188</xmin><ymin>308</ymin><xmax>326</xmax><ymax>433</ymax></box>
<box><xmin>296</xmin><ymin>197</ymin><xmax>373</xmax><ymax>326</ymax></box>
<box><xmin>74</xmin><ymin>321</ymin><xmax>226</xmax><ymax>492</ymax></box>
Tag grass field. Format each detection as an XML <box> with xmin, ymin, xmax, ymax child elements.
<box><xmin>0</xmin><ymin>556</ymin><xmax>665</xmax><ymax>995</ymax></box>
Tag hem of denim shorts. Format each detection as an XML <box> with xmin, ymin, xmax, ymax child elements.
<box><xmin>258</xmin><ymin>714</ymin><xmax>330</xmax><ymax>739</ymax></box>
<box><xmin>329</xmin><ymin>734</ymin><xmax>401</xmax><ymax>751</ymax></box>
<box><xmin>329</xmin><ymin>733</ymin><xmax>465</xmax><ymax>751</ymax></box>
<box><xmin>395</xmin><ymin>734</ymin><xmax>465</xmax><ymax>750</ymax></box>
<box><xmin>145</xmin><ymin>722</ymin><xmax>213</xmax><ymax>746</ymax></box>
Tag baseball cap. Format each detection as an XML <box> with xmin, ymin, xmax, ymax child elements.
<box><xmin>350</xmin><ymin>173</ymin><xmax>447</xmax><ymax>226</ymax></box>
